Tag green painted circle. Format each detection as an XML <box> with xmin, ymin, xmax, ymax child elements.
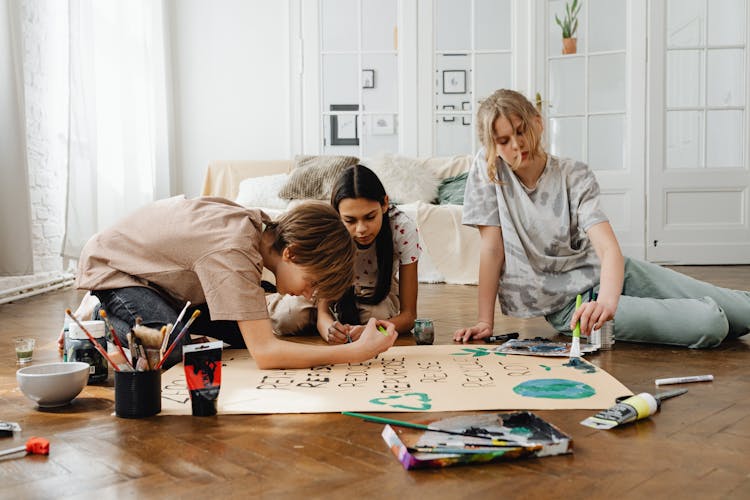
<box><xmin>513</xmin><ymin>378</ymin><xmax>595</xmax><ymax>399</ymax></box>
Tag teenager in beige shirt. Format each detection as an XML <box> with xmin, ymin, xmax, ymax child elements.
<box><xmin>66</xmin><ymin>196</ymin><xmax>397</xmax><ymax>369</ymax></box>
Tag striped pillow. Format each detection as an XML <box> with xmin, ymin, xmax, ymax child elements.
<box><xmin>278</xmin><ymin>155</ymin><xmax>359</xmax><ymax>200</ymax></box>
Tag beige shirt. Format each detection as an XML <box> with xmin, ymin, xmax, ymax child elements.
<box><xmin>77</xmin><ymin>196</ymin><xmax>270</xmax><ymax>322</ymax></box>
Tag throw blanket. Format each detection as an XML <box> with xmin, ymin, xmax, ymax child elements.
<box><xmin>415</xmin><ymin>201</ymin><xmax>480</xmax><ymax>285</ymax></box>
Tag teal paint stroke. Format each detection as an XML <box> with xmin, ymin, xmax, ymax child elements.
<box><xmin>563</xmin><ymin>357</ymin><xmax>597</xmax><ymax>374</ymax></box>
<box><xmin>509</xmin><ymin>426</ymin><xmax>532</xmax><ymax>436</ymax></box>
<box><xmin>513</xmin><ymin>378</ymin><xmax>596</xmax><ymax>399</ymax></box>
<box><xmin>370</xmin><ymin>392</ymin><xmax>432</xmax><ymax>411</ymax></box>
<box><xmin>451</xmin><ymin>347</ymin><xmax>504</xmax><ymax>357</ymax></box>
<box><xmin>540</xmin><ymin>365</ymin><xmax>551</xmax><ymax>371</ymax></box>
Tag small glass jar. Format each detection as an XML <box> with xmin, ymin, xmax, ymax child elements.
<box><xmin>65</xmin><ymin>320</ymin><xmax>108</xmax><ymax>383</ymax></box>
<box><xmin>413</xmin><ymin>318</ymin><xmax>435</xmax><ymax>345</ymax></box>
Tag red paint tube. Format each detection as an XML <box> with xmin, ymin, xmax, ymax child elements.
<box><xmin>182</xmin><ymin>341</ymin><xmax>223</xmax><ymax>416</ymax></box>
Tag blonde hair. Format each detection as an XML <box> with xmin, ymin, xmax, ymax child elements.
<box><xmin>477</xmin><ymin>89</ymin><xmax>545</xmax><ymax>184</ymax></box>
<box><xmin>266</xmin><ymin>201</ymin><xmax>355</xmax><ymax>301</ymax></box>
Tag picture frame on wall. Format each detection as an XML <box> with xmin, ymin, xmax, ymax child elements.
<box><xmin>362</xmin><ymin>69</ymin><xmax>375</xmax><ymax>89</ymax></box>
<box><xmin>330</xmin><ymin>104</ymin><xmax>359</xmax><ymax>146</ymax></box>
<box><xmin>443</xmin><ymin>70</ymin><xmax>466</xmax><ymax>94</ymax></box>
<box><xmin>371</xmin><ymin>114</ymin><xmax>395</xmax><ymax>135</ymax></box>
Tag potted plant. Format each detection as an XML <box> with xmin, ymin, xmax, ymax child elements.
<box><xmin>555</xmin><ymin>0</ymin><xmax>581</xmax><ymax>54</ymax></box>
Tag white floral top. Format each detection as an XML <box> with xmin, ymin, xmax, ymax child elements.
<box><xmin>353</xmin><ymin>206</ymin><xmax>420</xmax><ymax>299</ymax></box>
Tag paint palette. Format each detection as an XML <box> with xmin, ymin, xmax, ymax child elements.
<box><xmin>492</xmin><ymin>339</ymin><xmax>598</xmax><ymax>357</ymax></box>
<box><xmin>381</xmin><ymin>411</ymin><xmax>573</xmax><ymax>469</ymax></box>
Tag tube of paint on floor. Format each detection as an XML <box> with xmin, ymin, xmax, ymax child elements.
<box><xmin>183</xmin><ymin>341</ymin><xmax>223</xmax><ymax>417</ymax></box>
<box><xmin>579</xmin><ymin>389</ymin><xmax>687</xmax><ymax>430</ymax></box>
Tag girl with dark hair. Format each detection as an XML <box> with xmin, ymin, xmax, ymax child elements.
<box><xmin>267</xmin><ymin>165</ymin><xmax>420</xmax><ymax>344</ymax></box>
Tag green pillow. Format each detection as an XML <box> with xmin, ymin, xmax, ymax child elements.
<box><xmin>437</xmin><ymin>171</ymin><xmax>469</xmax><ymax>205</ymax></box>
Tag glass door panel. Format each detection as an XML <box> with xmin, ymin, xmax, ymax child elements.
<box><xmin>435</xmin><ymin>0</ymin><xmax>471</xmax><ymax>51</ymax></box>
<box><xmin>429</xmin><ymin>0</ymin><xmax>513</xmax><ymax>155</ymax></box>
<box><xmin>362</xmin><ymin>0</ymin><xmax>397</xmax><ymax>51</ymax></box>
<box><xmin>321</xmin><ymin>0</ymin><xmax>357</xmax><ymax>51</ymax></box>
<box><xmin>319</xmin><ymin>0</ymin><xmax>399</xmax><ymax>156</ymax></box>
<box><xmin>545</xmin><ymin>0</ymin><xmax>626</xmax><ymax>172</ymax></box>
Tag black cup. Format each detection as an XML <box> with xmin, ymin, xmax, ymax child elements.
<box><xmin>114</xmin><ymin>370</ymin><xmax>161</xmax><ymax>418</ymax></box>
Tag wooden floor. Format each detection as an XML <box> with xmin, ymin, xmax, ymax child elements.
<box><xmin>1</xmin><ymin>266</ymin><xmax>750</xmax><ymax>499</ymax></box>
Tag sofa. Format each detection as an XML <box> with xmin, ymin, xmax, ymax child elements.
<box><xmin>200</xmin><ymin>154</ymin><xmax>481</xmax><ymax>285</ymax></box>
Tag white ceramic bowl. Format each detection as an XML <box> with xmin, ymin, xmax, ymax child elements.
<box><xmin>16</xmin><ymin>362</ymin><xmax>90</xmax><ymax>408</ymax></box>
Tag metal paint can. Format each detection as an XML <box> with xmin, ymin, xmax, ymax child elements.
<box><xmin>590</xmin><ymin>320</ymin><xmax>614</xmax><ymax>350</ymax></box>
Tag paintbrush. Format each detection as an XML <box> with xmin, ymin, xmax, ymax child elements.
<box><xmin>127</xmin><ymin>332</ymin><xmax>137</xmax><ymax>367</ymax></box>
<box><xmin>162</xmin><ymin>301</ymin><xmax>191</xmax><ymax>359</ymax></box>
<box><xmin>342</xmin><ymin>412</ymin><xmax>524</xmax><ymax>445</ymax></box>
<box><xmin>133</xmin><ymin>324</ymin><xmax>166</xmax><ymax>349</ymax></box>
<box><xmin>155</xmin><ymin>309</ymin><xmax>201</xmax><ymax>369</ymax></box>
<box><xmin>569</xmin><ymin>294</ymin><xmax>582</xmax><ymax>359</ymax></box>
<box><xmin>136</xmin><ymin>343</ymin><xmax>150</xmax><ymax>371</ymax></box>
<box><xmin>65</xmin><ymin>309</ymin><xmax>121</xmax><ymax>371</ymax></box>
<box><xmin>98</xmin><ymin>309</ymin><xmax>133</xmax><ymax>370</ymax></box>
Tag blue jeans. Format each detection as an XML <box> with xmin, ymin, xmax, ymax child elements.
<box><xmin>545</xmin><ymin>258</ymin><xmax>750</xmax><ymax>348</ymax></box>
<box><xmin>92</xmin><ymin>287</ymin><xmax>244</xmax><ymax>369</ymax></box>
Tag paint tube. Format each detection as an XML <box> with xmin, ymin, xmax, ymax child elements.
<box><xmin>580</xmin><ymin>389</ymin><xmax>687</xmax><ymax>430</ymax></box>
<box><xmin>183</xmin><ymin>341</ymin><xmax>223</xmax><ymax>417</ymax></box>
<box><xmin>580</xmin><ymin>392</ymin><xmax>659</xmax><ymax>430</ymax></box>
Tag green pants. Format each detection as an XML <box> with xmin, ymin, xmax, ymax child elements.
<box><xmin>545</xmin><ymin>257</ymin><xmax>750</xmax><ymax>348</ymax></box>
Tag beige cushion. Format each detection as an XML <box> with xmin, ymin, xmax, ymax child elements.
<box><xmin>202</xmin><ymin>160</ymin><xmax>293</xmax><ymax>199</ymax></box>
<box><xmin>424</xmin><ymin>155</ymin><xmax>473</xmax><ymax>180</ymax></box>
<box><xmin>365</xmin><ymin>154</ymin><xmax>439</xmax><ymax>204</ymax></box>
<box><xmin>278</xmin><ymin>155</ymin><xmax>359</xmax><ymax>200</ymax></box>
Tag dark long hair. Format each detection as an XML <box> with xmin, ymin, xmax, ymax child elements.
<box><xmin>330</xmin><ymin>164</ymin><xmax>393</xmax><ymax>324</ymax></box>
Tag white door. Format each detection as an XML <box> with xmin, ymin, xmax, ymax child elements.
<box><xmin>647</xmin><ymin>0</ymin><xmax>750</xmax><ymax>264</ymax></box>
<box><xmin>537</xmin><ymin>0</ymin><xmax>647</xmax><ymax>259</ymax></box>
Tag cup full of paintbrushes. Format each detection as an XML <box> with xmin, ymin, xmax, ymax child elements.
<box><xmin>113</xmin><ymin>323</ymin><xmax>166</xmax><ymax>418</ymax></box>
<box><xmin>114</xmin><ymin>369</ymin><xmax>161</xmax><ymax>418</ymax></box>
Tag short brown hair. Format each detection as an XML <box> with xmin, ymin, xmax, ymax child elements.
<box><xmin>266</xmin><ymin>201</ymin><xmax>354</xmax><ymax>301</ymax></box>
<box><xmin>477</xmin><ymin>89</ymin><xmax>545</xmax><ymax>184</ymax></box>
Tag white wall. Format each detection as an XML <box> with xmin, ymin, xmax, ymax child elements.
<box><xmin>168</xmin><ymin>0</ymin><xmax>292</xmax><ymax>197</ymax></box>
<box><xmin>0</xmin><ymin>0</ymin><xmax>70</xmax><ymax>293</ymax></box>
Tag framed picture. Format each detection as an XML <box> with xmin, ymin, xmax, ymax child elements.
<box><xmin>443</xmin><ymin>70</ymin><xmax>466</xmax><ymax>94</ymax></box>
<box><xmin>441</xmin><ymin>104</ymin><xmax>455</xmax><ymax>122</ymax></box>
<box><xmin>362</xmin><ymin>69</ymin><xmax>375</xmax><ymax>89</ymax></box>
<box><xmin>462</xmin><ymin>116</ymin><xmax>471</xmax><ymax>126</ymax></box>
<box><xmin>330</xmin><ymin>104</ymin><xmax>359</xmax><ymax>146</ymax></box>
<box><xmin>371</xmin><ymin>114</ymin><xmax>395</xmax><ymax>135</ymax></box>
<box><xmin>461</xmin><ymin>101</ymin><xmax>471</xmax><ymax>111</ymax></box>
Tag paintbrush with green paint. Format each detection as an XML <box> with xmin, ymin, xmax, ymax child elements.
<box><xmin>569</xmin><ymin>294</ymin><xmax>582</xmax><ymax>358</ymax></box>
<box><xmin>342</xmin><ymin>412</ymin><xmax>524</xmax><ymax>446</ymax></box>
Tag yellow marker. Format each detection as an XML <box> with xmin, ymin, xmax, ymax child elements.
<box><xmin>377</xmin><ymin>325</ymin><xmax>389</xmax><ymax>336</ymax></box>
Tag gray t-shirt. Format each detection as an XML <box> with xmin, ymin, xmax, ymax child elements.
<box><xmin>462</xmin><ymin>151</ymin><xmax>609</xmax><ymax>318</ymax></box>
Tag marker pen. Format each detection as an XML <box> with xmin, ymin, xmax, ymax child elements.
<box><xmin>655</xmin><ymin>374</ymin><xmax>713</xmax><ymax>386</ymax></box>
<box><xmin>483</xmin><ymin>332</ymin><xmax>520</xmax><ymax>343</ymax></box>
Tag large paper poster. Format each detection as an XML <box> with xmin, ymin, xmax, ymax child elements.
<box><xmin>160</xmin><ymin>345</ymin><xmax>632</xmax><ymax>415</ymax></box>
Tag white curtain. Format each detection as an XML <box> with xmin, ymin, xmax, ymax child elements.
<box><xmin>0</xmin><ymin>0</ymin><xmax>33</xmax><ymax>276</ymax></box>
<box><xmin>63</xmin><ymin>0</ymin><xmax>173</xmax><ymax>259</ymax></box>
